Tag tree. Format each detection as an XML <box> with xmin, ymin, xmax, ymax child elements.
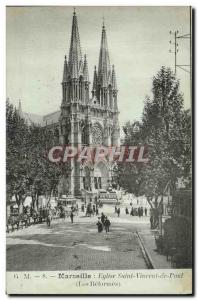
<box><xmin>6</xmin><ymin>100</ymin><xmax>30</xmax><ymax>210</ymax></box>
<box><xmin>24</xmin><ymin>125</ymin><xmax>61</xmax><ymax>210</ymax></box>
<box><xmin>116</xmin><ymin>67</ymin><xmax>191</xmax><ymax>226</ymax></box>
<box><xmin>6</xmin><ymin>99</ymin><xmax>64</xmax><ymax>212</ymax></box>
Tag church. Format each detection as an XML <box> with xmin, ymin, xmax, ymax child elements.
<box><xmin>19</xmin><ymin>11</ymin><xmax>120</xmax><ymax>199</ymax></box>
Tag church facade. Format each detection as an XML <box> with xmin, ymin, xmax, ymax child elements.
<box><xmin>18</xmin><ymin>11</ymin><xmax>120</xmax><ymax>198</ymax></box>
<box><xmin>58</xmin><ymin>11</ymin><xmax>120</xmax><ymax>197</ymax></box>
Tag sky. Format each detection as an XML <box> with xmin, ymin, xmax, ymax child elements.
<box><xmin>6</xmin><ymin>6</ymin><xmax>191</xmax><ymax>128</ymax></box>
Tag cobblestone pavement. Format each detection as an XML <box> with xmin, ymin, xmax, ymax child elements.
<box><xmin>7</xmin><ymin>205</ymin><xmax>150</xmax><ymax>271</ymax></box>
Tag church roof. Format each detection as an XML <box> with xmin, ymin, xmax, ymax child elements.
<box><xmin>16</xmin><ymin>100</ymin><xmax>43</xmax><ymax>125</ymax></box>
<box><xmin>15</xmin><ymin>100</ymin><xmax>60</xmax><ymax>126</ymax></box>
<box><xmin>42</xmin><ymin>110</ymin><xmax>60</xmax><ymax>126</ymax></box>
<box><xmin>23</xmin><ymin>112</ymin><xmax>44</xmax><ymax>126</ymax></box>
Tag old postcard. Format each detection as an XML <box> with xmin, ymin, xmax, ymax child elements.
<box><xmin>6</xmin><ymin>6</ymin><xmax>192</xmax><ymax>294</ymax></box>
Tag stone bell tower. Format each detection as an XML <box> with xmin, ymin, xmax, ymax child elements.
<box><xmin>59</xmin><ymin>11</ymin><xmax>120</xmax><ymax>197</ymax></box>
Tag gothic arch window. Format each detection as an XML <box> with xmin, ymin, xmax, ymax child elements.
<box><xmin>81</xmin><ymin>126</ymin><xmax>88</xmax><ymax>145</ymax></box>
<box><xmin>91</xmin><ymin>123</ymin><xmax>103</xmax><ymax>145</ymax></box>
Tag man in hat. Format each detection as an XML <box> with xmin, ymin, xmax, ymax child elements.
<box><xmin>96</xmin><ymin>218</ymin><xmax>103</xmax><ymax>233</ymax></box>
<box><xmin>104</xmin><ymin>216</ymin><xmax>111</xmax><ymax>233</ymax></box>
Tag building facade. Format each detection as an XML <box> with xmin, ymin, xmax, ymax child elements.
<box><xmin>17</xmin><ymin>11</ymin><xmax>120</xmax><ymax>198</ymax></box>
<box><xmin>58</xmin><ymin>11</ymin><xmax>120</xmax><ymax>197</ymax></box>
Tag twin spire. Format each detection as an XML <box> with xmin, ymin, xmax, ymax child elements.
<box><xmin>98</xmin><ymin>24</ymin><xmax>111</xmax><ymax>88</ymax></box>
<box><xmin>68</xmin><ymin>10</ymin><xmax>82</xmax><ymax>78</ymax></box>
<box><xmin>62</xmin><ymin>10</ymin><xmax>117</xmax><ymax>91</ymax></box>
<box><xmin>63</xmin><ymin>11</ymin><xmax>84</xmax><ymax>81</ymax></box>
<box><xmin>93</xmin><ymin>23</ymin><xmax>117</xmax><ymax>91</ymax></box>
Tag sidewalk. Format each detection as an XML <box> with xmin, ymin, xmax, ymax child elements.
<box><xmin>137</xmin><ymin>227</ymin><xmax>172</xmax><ymax>269</ymax></box>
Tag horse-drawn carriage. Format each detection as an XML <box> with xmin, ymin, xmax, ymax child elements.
<box><xmin>7</xmin><ymin>212</ymin><xmax>31</xmax><ymax>232</ymax></box>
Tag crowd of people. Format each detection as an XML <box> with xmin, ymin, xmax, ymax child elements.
<box><xmin>126</xmin><ymin>206</ymin><xmax>147</xmax><ymax>217</ymax></box>
<box><xmin>8</xmin><ymin>198</ymin><xmax>150</xmax><ymax>233</ymax></box>
<box><xmin>83</xmin><ymin>203</ymin><xmax>100</xmax><ymax>217</ymax></box>
<box><xmin>114</xmin><ymin>205</ymin><xmax>148</xmax><ymax>218</ymax></box>
<box><xmin>47</xmin><ymin>203</ymin><xmax>112</xmax><ymax>234</ymax></box>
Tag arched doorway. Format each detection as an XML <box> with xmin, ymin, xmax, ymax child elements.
<box><xmin>94</xmin><ymin>161</ymin><xmax>109</xmax><ymax>190</ymax></box>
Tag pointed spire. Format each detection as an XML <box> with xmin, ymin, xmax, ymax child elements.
<box><xmin>18</xmin><ymin>99</ymin><xmax>22</xmax><ymax>117</ymax></box>
<box><xmin>98</xmin><ymin>23</ymin><xmax>111</xmax><ymax>87</ymax></box>
<box><xmin>111</xmin><ymin>65</ymin><xmax>117</xmax><ymax>90</ymax></box>
<box><xmin>62</xmin><ymin>55</ymin><xmax>68</xmax><ymax>82</ymax></box>
<box><xmin>68</xmin><ymin>10</ymin><xmax>82</xmax><ymax>79</ymax></box>
<box><xmin>83</xmin><ymin>54</ymin><xmax>89</xmax><ymax>82</ymax></box>
<box><xmin>92</xmin><ymin>65</ymin><xmax>98</xmax><ymax>91</ymax></box>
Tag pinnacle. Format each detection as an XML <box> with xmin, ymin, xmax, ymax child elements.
<box><xmin>92</xmin><ymin>65</ymin><xmax>98</xmax><ymax>91</ymax></box>
<box><xmin>62</xmin><ymin>55</ymin><xmax>68</xmax><ymax>82</ymax></box>
<box><xmin>111</xmin><ymin>64</ymin><xmax>117</xmax><ymax>90</ymax></box>
<box><xmin>83</xmin><ymin>54</ymin><xmax>89</xmax><ymax>82</ymax></box>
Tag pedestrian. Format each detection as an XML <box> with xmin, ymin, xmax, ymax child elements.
<box><xmin>138</xmin><ymin>207</ymin><xmax>141</xmax><ymax>218</ymax></box>
<box><xmin>96</xmin><ymin>218</ymin><xmax>103</xmax><ymax>233</ymax></box>
<box><xmin>46</xmin><ymin>212</ymin><xmax>52</xmax><ymax>227</ymax></box>
<box><xmin>117</xmin><ymin>207</ymin><xmax>120</xmax><ymax>217</ymax></box>
<box><xmin>104</xmin><ymin>217</ymin><xmax>111</xmax><ymax>233</ymax></box>
<box><xmin>90</xmin><ymin>207</ymin><xmax>93</xmax><ymax>216</ymax></box>
<box><xmin>145</xmin><ymin>207</ymin><xmax>147</xmax><ymax>216</ymax></box>
<box><xmin>101</xmin><ymin>212</ymin><xmax>105</xmax><ymax>225</ymax></box>
<box><xmin>93</xmin><ymin>205</ymin><xmax>96</xmax><ymax>214</ymax></box>
<box><xmin>141</xmin><ymin>206</ymin><xmax>143</xmax><ymax>217</ymax></box>
<box><xmin>150</xmin><ymin>214</ymin><xmax>154</xmax><ymax>229</ymax></box>
<box><xmin>70</xmin><ymin>211</ymin><xmax>74</xmax><ymax>223</ymax></box>
<box><xmin>81</xmin><ymin>204</ymin><xmax>84</xmax><ymax>212</ymax></box>
<box><xmin>96</xmin><ymin>207</ymin><xmax>99</xmax><ymax>216</ymax></box>
<box><xmin>62</xmin><ymin>210</ymin><xmax>66</xmax><ymax>220</ymax></box>
<box><xmin>23</xmin><ymin>213</ymin><xmax>28</xmax><ymax>228</ymax></box>
<box><xmin>125</xmin><ymin>207</ymin><xmax>129</xmax><ymax>215</ymax></box>
<box><xmin>130</xmin><ymin>207</ymin><xmax>134</xmax><ymax>216</ymax></box>
<box><xmin>33</xmin><ymin>211</ymin><xmax>37</xmax><ymax>224</ymax></box>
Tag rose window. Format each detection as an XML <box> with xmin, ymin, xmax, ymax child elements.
<box><xmin>91</xmin><ymin>123</ymin><xmax>103</xmax><ymax>145</ymax></box>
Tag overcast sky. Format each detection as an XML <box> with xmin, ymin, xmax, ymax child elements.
<box><xmin>6</xmin><ymin>6</ymin><xmax>191</xmax><ymax>127</ymax></box>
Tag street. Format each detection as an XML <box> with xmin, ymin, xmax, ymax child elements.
<box><xmin>7</xmin><ymin>205</ymin><xmax>150</xmax><ymax>271</ymax></box>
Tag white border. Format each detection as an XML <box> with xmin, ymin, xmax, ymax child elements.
<box><xmin>1</xmin><ymin>1</ymin><xmax>196</xmax><ymax>299</ymax></box>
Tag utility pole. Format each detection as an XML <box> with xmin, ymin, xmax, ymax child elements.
<box><xmin>174</xmin><ymin>31</ymin><xmax>177</xmax><ymax>74</ymax></box>
<box><xmin>169</xmin><ymin>7</ymin><xmax>191</xmax><ymax>76</ymax></box>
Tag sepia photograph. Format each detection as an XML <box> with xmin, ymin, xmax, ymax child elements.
<box><xmin>6</xmin><ymin>5</ymin><xmax>192</xmax><ymax>294</ymax></box>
